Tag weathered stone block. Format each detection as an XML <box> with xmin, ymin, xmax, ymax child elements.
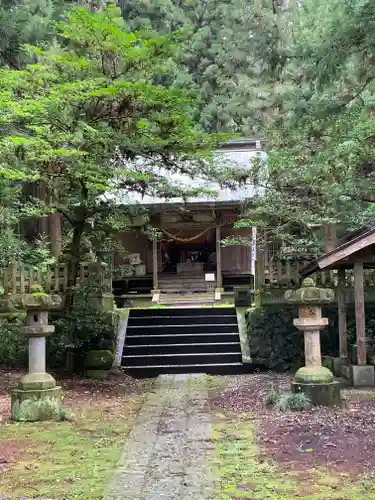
<box><xmin>292</xmin><ymin>381</ymin><xmax>341</xmax><ymax>406</ymax></box>
<box><xmin>324</xmin><ymin>356</ymin><xmax>348</xmax><ymax>377</ymax></box>
<box><xmin>234</xmin><ymin>287</ymin><xmax>254</xmax><ymax>307</ymax></box>
<box><xmin>11</xmin><ymin>386</ymin><xmax>62</xmax><ymax>421</ymax></box>
<box><xmin>341</xmin><ymin>364</ymin><xmax>351</xmax><ymax>380</ymax></box>
<box><xmin>332</xmin><ymin>357</ymin><xmax>348</xmax><ymax>377</ymax></box>
<box><xmin>349</xmin><ymin>365</ymin><xmax>375</xmax><ymax>387</ymax></box>
<box><xmin>349</xmin><ymin>344</ymin><xmax>357</xmax><ymax>364</ymax></box>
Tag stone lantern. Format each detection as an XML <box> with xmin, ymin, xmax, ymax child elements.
<box><xmin>0</xmin><ymin>285</ymin><xmax>62</xmax><ymax>421</ymax></box>
<box><xmin>285</xmin><ymin>278</ymin><xmax>340</xmax><ymax>406</ymax></box>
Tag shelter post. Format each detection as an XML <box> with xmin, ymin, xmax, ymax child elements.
<box><xmin>354</xmin><ymin>262</ymin><xmax>366</xmax><ymax>365</ymax></box>
<box><xmin>337</xmin><ymin>268</ymin><xmax>348</xmax><ymax>360</ymax></box>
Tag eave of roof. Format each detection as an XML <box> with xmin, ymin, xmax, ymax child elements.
<box><xmin>301</xmin><ymin>226</ymin><xmax>375</xmax><ymax>276</ymax></box>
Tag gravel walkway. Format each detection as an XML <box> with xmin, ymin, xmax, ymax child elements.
<box><xmin>106</xmin><ymin>374</ymin><xmax>214</xmax><ymax>500</ymax></box>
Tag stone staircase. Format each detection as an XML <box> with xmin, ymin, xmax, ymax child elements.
<box><xmin>121</xmin><ymin>307</ymin><xmax>243</xmax><ymax>375</ymax></box>
<box><xmin>158</xmin><ymin>274</ymin><xmax>212</xmax><ymax>294</ymax></box>
<box><xmin>158</xmin><ymin>292</ymin><xmax>215</xmax><ymax>306</ymax></box>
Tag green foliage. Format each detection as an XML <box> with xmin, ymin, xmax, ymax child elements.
<box><xmin>0</xmin><ymin>0</ymin><xmax>64</xmax><ymax>69</ymax></box>
<box><xmin>84</xmin><ymin>368</ymin><xmax>109</xmax><ymax>380</ymax></box>
<box><xmin>247</xmin><ymin>305</ymin><xmax>304</xmax><ymax>371</ymax></box>
<box><xmin>248</xmin><ymin>304</ymin><xmax>341</xmax><ymax>371</ymax></box>
<box><xmin>52</xmin><ymin>307</ymin><xmax>115</xmax><ymax>369</ymax></box>
<box><xmin>119</xmin><ymin>0</ymin><xmax>256</xmax><ymax>132</ymax></box>
<box><xmin>236</xmin><ymin>0</ymin><xmax>375</xmax><ymax>247</ymax></box>
<box><xmin>265</xmin><ymin>385</ymin><xmax>280</xmax><ymax>406</ymax></box>
<box><xmin>0</xmin><ymin>315</ymin><xmax>27</xmax><ymax>368</ymax></box>
<box><xmin>84</xmin><ymin>350</ymin><xmax>114</xmax><ymax>370</ymax></box>
<box><xmin>273</xmin><ymin>391</ymin><xmax>311</xmax><ymax>412</ymax></box>
<box><xmin>0</xmin><ymin>3</ymin><xmax>234</xmax><ymax>295</ymax></box>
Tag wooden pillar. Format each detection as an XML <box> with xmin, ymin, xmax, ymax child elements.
<box><xmin>152</xmin><ymin>238</ymin><xmax>158</xmax><ymax>290</ymax></box>
<box><xmin>216</xmin><ymin>224</ymin><xmax>222</xmax><ymax>289</ymax></box>
<box><xmin>354</xmin><ymin>262</ymin><xmax>366</xmax><ymax>365</ymax></box>
<box><xmin>337</xmin><ymin>268</ymin><xmax>348</xmax><ymax>359</ymax></box>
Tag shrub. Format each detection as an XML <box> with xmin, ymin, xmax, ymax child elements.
<box><xmin>0</xmin><ymin>314</ymin><xmax>27</xmax><ymax>368</ymax></box>
<box><xmin>51</xmin><ymin>281</ymin><xmax>117</xmax><ymax>371</ymax></box>
<box><xmin>265</xmin><ymin>385</ymin><xmax>280</xmax><ymax>406</ymax></box>
<box><xmin>273</xmin><ymin>391</ymin><xmax>311</xmax><ymax>411</ymax></box>
<box><xmin>247</xmin><ymin>303</ymin><xmax>350</xmax><ymax>372</ymax></box>
<box><xmin>247</xmin><ymin>306</ymin><xmax>304</xmax><ymax>371</ymax></box>
<box><xmin>84</xmin><ymin>350</ymin><xmax>114</xmax><ymax>370</ymax></box>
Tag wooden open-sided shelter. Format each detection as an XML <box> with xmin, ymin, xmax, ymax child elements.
<box><xmin>302</xmin><ymin>224</ymin><xmax>375</xmax><ymax>385</ymax></box>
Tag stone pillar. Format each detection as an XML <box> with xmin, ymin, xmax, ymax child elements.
<box><xmin>5</xmin><ymin>286</ymin><xmax>63</xmax><ymax>421</ymax></box>
<box><xmin>285</xmin><ymin>278</ymin><xmax>340</xmax><ymax>406</ymax></box>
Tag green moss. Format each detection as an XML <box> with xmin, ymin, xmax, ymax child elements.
<box><xmin>12</xmin><ymin>395</ymin><xmax>61</xmax><ymax>422</ymax></box>
<box><xmin>213</xmin><ymin>413</ymin><xmax>373</xmax><ymax>499</ymax></box>
<box><xmin>30</xmin><ymin>284</ymin><xmax>48</xmax><ymax>297</ymax></box>
<box><xmin>0</xmin><ymin>393</ymin><xmax>145</xmax><ymax>498</ymax></box>
<box><xmin>295</xmin><ymin>365</ymin><xmax>334</xmax><ymax>384</ymax></box>
<box><xmin>84</xmin><ymin>349</ymin><xmax>114</xmax><ymax>370</ymax></box>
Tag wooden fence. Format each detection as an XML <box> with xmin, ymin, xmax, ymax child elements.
<box><xmin>1</xmin><ymin>261</ymin><xmax>112</xmax><ymax>296</ymax></box>
<box><xmin>261</xmin><ymin>259</ymin><xmax>375</xmax><ymax>289</ymax></box>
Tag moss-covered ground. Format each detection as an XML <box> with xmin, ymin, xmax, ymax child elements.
<box><xmin>209</xmin><ymin>375</ymin><xmax>375</xmax><ymax>500</ymax></box>
<box><xmin>0</xmin><ymin>371</ymin><xmax>152</xmax><ymax>499</ymax></box>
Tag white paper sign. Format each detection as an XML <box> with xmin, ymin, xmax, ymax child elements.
<box><xmin>205</xmin><ymin>273</ymin><xmax>215</xmax><ymax>282</ymax></box>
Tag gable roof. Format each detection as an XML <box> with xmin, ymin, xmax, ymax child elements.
<box><xmin>302</xmin><ymin>226</ymin><xmax>375</xmax><ymax>276</ymax></box>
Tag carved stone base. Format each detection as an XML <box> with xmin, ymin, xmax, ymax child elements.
<box><xmin>11</xmin><ymin>386</ymin><xmax>62</xmax><ymax>421</ymax></box>
<box><xmin>292</xmin><ymin>381</ymin><xmax>341</xmax><ymax>407</ymax></box>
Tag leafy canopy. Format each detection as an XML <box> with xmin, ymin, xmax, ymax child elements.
<box><xmin>0</xmin><ymin>2</ymin><xmax>235</xmax><ymax>276</ymax></box>
<box><xmin>237</xmin><ymin>0</ymin><xmax>375</xmax><ymax>254</ymax></box>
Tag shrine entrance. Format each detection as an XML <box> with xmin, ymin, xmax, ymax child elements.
<box><xmin>161</xmin><ymin>239</ymin><xmax>216</xmax><ymax>274</ymax></box>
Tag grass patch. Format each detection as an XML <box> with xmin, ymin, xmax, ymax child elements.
<box><xmin>0</xmin><ymin>393</ymin><xmax>146</xmax><ymax>499</ymax></box>
<box><xmin>212</xmin><ymin>412</ymin><xmax>373</xmax><ymax>499</ymax></box>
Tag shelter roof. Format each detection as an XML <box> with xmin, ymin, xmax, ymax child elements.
<box><xmin>301</xmin><ymin>225</ymin><xmax>375</xmax><ymax>276</ymax></box>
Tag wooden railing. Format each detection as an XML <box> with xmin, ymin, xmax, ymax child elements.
<box><xmin>0</xmin><ymin>261</ymin><xmax>112</xmax><ymax>296</ymax></box>
<box><xmin>261</xmin><ymin>259</ymin><xmax>375</xmax><ymax>289</ymax></box>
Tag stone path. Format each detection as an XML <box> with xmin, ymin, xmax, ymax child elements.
<box><xmin>107</xmin><ymin>374</ymin><xmax>214</xmax><ymax>500</ymax></box>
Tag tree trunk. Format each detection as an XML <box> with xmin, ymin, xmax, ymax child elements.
<box><xmin>65</xmin><ymin>223</ymin><xmax>84</xmax><ymax>311</ymax></box>
<box><xmin>64</xmin><ymin>222</ymin><xmax>84</xmax><ymax>373</ymax></box>
<box><xmin>324</xmin><ymin>224</ymin><xmax>337</xmax><ymax>253</ymax></box>
<box><xmin>48</xmin><ymin>213</ymin><xmax>62</xmax><ymax>258</ymax></box>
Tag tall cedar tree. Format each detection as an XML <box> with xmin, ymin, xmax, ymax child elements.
<box><xmin>231</xmin><ymin>0</ymin><xmax>375</xmax><ymax>256</ymax></box>
<box><xmin>119</xmin><ymin>0</ymin><xmax>256</xmax><ymax>133</ymax></box>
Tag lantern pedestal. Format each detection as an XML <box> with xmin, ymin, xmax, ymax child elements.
<box><xmin>285</xmin><ymin>278</ymin><xmax>340</xmax><ymax>406</ymax></box>
<box><xmin>291</xmin><ymin>365</ymin><xmax>341</xmax><ymax>406</ymax></box>
<box><xmin>6</xmin><ymin>289</ymin><xmax>63</xmax><ymax>421</ymax></box>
